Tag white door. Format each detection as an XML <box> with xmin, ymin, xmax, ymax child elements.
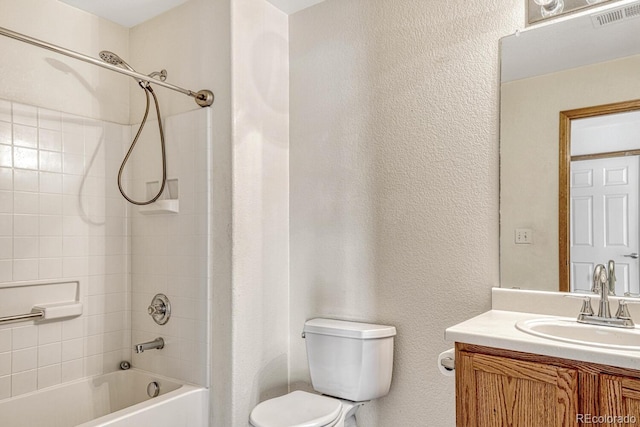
<box><xmin>570</xmin><ymin>155</ymin><xmax>639</xmax><ymax>295</ymax></box>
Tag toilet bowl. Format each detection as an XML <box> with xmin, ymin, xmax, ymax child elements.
<box><xmin>249</xmin><ymin>390</ymin><xmax>363</xmax><ymax>427</ymax></box>
<box><xmin>249</xmin><ymin>318</ymin><xmax>396</xmax><ymax>427</ymax></box>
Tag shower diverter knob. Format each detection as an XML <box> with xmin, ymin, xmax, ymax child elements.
<box><xmin>147</xmin><ymin>294</ymin><xmax>171</xmax><ymax>325</ymax></box>
<box><xmin>147</xmin><ymin>304</ymin><xmax>165</xmax><ymax>315</ymax></box>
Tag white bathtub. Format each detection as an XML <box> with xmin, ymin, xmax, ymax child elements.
<box><xmin>0</xmin><ymin>369</ymin><xmax>208</xmax><ymax>427</ymax></box>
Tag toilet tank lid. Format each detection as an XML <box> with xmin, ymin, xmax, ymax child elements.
<box><xmin>303</xmin><ymin>318</ymin><xmax>396</xmax><ymax>339</ymax></box>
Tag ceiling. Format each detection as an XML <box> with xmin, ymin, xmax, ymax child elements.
<box><xmin>58</xmin><ymin>0</ymin><xmax>189</xmax><ymax>28</ymax></box>
<box><xmin>58</xmin><ymin>0</ymin><xmax>325</xmax><ymax>27</ymax></box>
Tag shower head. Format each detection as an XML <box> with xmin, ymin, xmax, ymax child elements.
<box><xmin>99</xmin><ymin>50</ymin><xmax>147</xmax><ymax>86</ymax></box>
<box><xmin>100</xmin><ymin>50</ymin><xmax>142</xmax><ymax>83</ymax></box>
<box><xmin>99</xmin><ymin>50</ymin><xmax>136</xmax><ymax>73</ymax></box>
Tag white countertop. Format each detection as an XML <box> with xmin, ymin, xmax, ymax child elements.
<box><xmin>445</xmin><ymin>310</ymin><xmax>640</xmax><ymax>371</ymax></box>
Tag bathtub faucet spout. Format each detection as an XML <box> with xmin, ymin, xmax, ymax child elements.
<box><xmin>135</xmin><ymin>337</ymin><xmax>164</xmax><ymax>353</ymax></box>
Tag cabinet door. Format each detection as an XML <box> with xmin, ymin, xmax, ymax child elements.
<box><xmin>457</xmin><ymin>351</ymin><xmax>578</xmax><ymax>427</ymax></box>
<box><xmin>600</xmin><ymin>374</ymin><xmax>640</xmax><ymax>426</ymax></box>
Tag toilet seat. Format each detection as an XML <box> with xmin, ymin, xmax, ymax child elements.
<box><xmin>249</xmin><ymin>390</ymin><xmax>342</xmax><ymax>427</ymax></box>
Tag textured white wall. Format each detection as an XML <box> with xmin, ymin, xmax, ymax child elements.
<box><xmin>0</xmin><ymin>0</ymin><xmax>129</xmax><ymax>124</ymax></box>
<box><xmin>500</xmin><ymin>54</ymin><xmax>640</xmax><ymax>291</ymax></box>
<box><xmin>231</xmin><ymin>0</ymin><xmax>289</xmax><ymax>425</ymax></box>
<box><xmin>289</xmin><ymin>0</ymin><xmax>521</xmax><ymax>424</ymax></box>
<box><xmin>206</xmin><ymin>1</ymin><xmax>234</xmax><ymax>425</ymax></box>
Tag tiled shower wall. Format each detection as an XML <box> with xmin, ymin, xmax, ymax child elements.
<box><xmin>129</xmin><ymin>108</ymin><xmax>211</xmax><ymax>386</ymax></box>
<box><xmin>0</xmin><ymin>98</ymin><xmax>130</xmax><ymax>399</ymax></box>
<box><xmin>0</xmin><ymin>100</ymin><xmax>211</xmax><ymax>398</ymax></box>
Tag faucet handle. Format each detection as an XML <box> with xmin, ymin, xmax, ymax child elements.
<box><xmin>147</xmin><ymin>303</ymin><xmax>166</xmax><ymax>316</ymax></box>
<box><xmin>615</xmin><ymin>299</ymin><xmax>640</xmax><ymax>320</ymax></box>
<box><xmin>147</xmin><ymin>294</ymin><xmax>171</xmax><ymax>325</ymax></box>
<box><xmin>564</xmin><ymin>294</ymin><xmax>594</xmax><ymax>316</ymax></box>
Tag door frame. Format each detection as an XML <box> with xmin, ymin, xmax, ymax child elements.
<box><xmin>559</xmin><ymin>99</ymin><xmax>640</xmax><ymax>291</ymax></box>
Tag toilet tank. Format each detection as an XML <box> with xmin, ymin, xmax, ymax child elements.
<box><xmin>303</xmin><ymin>318</ymin><xmax>396</xmax><ymax>402</ymax></box>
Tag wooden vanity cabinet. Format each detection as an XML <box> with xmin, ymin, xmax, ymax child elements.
<box><xmin>600</xmin><ymin>375</ymin><xmax>640</xmax><ymax>425</ymax></box>
<box><xmin>456</xmin><ymin>343</ymin><xmax>640</xmax><ymax>427</ymax></box>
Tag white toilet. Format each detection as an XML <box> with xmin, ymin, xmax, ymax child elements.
<box><xmin>249</xmin><ymin>318</ymin><xmax>397</xmax><ymax>427</ymax></box>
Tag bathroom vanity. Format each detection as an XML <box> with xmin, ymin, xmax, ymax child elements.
<box><xmin>456</xmin><ymin>343</ymin><xmax>640</xmax><ymax>426</ymax></box>
<box><xmin>446</xmin><ymin>290</ymin><xmax>640</xmax><ymax>427</ymax></box>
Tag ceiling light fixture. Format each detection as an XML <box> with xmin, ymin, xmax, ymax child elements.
<box><xmin>533</xmin><ymin>0</ymin><xmax>565</xmax><ymax>17</ymax></box>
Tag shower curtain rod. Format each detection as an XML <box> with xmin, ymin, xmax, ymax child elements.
<box><xmin>0</xmin><ymin>25</ymin><xmax>214</xmax><ymax>107</ymax></box>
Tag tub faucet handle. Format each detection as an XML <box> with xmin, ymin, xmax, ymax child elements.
<box><xmin>147</xmin><ymin>294</ymin><xmax>171</xmax><ymax>325</ymax></box>
<box><xmin>148</xmin><ymin>303</ymin><xmax>165</xmax><ymax>315</ymax></box>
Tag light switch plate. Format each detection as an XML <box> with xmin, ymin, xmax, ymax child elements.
<box><xmin>515</xmin><ymin>228</ymin><xmax>533</xmax><ymax>244</ymax></box>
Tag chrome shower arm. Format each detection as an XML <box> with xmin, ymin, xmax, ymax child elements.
<box><xmin>0</xmin><ymin>25</ymin><xmax>213</xmax><ymax>107</ymax></box>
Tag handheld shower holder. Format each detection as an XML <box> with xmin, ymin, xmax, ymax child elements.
<box><xmin>148</xmin><ymin>69</ymin><xmax>167</xmax><ymax>81</ymax></box>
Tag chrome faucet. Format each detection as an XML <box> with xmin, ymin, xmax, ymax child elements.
<box><xmin>135</xmin><ymin>337</ymin><xmax>164</xmax><ymax>353</ymax></box>
<box><xmin>576</xmin><ymin>261</ymin><xmax>635</xmax><ymax>328</ymax></box>
<box><xmin>593</xmin><ymin>263</ymin><xmax>611</xmax><ymax>318</ymax></box>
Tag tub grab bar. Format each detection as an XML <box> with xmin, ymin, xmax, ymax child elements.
<box><xmin>0</xmin><ymin>309</ymin><xmax>44</xmax><ymax>325</ymax></box>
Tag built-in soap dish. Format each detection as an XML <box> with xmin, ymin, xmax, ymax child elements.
<box><xmin>139</xmin><ymin>199</ymin><xmax>179</xmax><ymax>215</ymax></box>
<box><xmin>138</xmin><ymin>178</ymin><xmax>179</xmax><ymax>215</ymax></box>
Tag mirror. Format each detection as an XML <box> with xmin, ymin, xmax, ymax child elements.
<box><xmin>499</xmin><ymin>0</ymin><xmax>640</xmax><ymax>292</ymax></box>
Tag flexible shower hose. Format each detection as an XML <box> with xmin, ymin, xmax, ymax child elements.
<box><xmin>117</xmin><ymin>82</ymin><xmax>167</xmax><ymax>205</ymax></box>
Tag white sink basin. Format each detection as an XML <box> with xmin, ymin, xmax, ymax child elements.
<box><xmin>515</xmin><ymin>317</ymin><xmax>640</xmax><ymax>350</ymax></box>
